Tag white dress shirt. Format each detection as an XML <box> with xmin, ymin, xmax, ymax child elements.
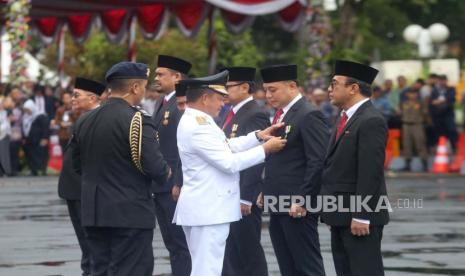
<box><xmin>277</xmin><ymin>94</ymin><xmax>302</xmax><ymax>123</ymax></box>
<box><xmin>342</xmin><ymin>97</ymin><xmax>371</xmax><ymax>225</ymax></box>
<box><xmin>165</xmin><ymin>91</ymin><xmax>176</xmax><ymax>102</ymax></box>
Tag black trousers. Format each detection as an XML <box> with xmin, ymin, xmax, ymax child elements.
<box><xmin>153</xmin><ymin>192</ymin><xmax>191</xmax><ymax>276</ymax></box>
<box><xmin>9</xmin><ymin>140</ymin><xmax>22</xmax><ymax>175</ymax></box>
<box><xmin>269</xmin><ymin>214</ymin><xmax>325</xmax><ymax>276</ymax></box>
<box><xmin>330</xmin><ymin>226</ymin><xmax>384</xmax><ymax>276</ymax></box>
<box><xmin>66</xmin><ymin>200</ymin><xmax>91</xmax><ymax>276</ymax></box>
<box><xmin>85</xmin><ymin>227</ymin><xmax>154</xmax><ymax>276</ymax></box>
<box><xmin>222</xmin><ymin>205</ymin><xmax>268</xmax><ymax>276</ymax></box>
<box><xmin>23</xmin><ymin>143</ymin><xmax>48</xmax><ymax>175</ymax></box>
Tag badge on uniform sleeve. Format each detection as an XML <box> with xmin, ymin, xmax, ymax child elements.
<box><xmin>283</xmin><ymin>125</ymin><xmax>292</xmax><ymax>139</ymax></box>
<box><xmin>163</xmin><ymin>111</ymin><xmax>170</xmax><ymax>125</ymax></box>
<box><xmin>230</xmin><ymin>124</ymin><xmax>238</xmax><ymax>138</ymax></box>
<box><xmin>196</xmin><ymin>116</ymin><xmax>209</xmax><ymax>125</ymax></box>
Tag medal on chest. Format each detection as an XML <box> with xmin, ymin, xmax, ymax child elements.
<box><xmin>230</xmin><ymin>124</ymin><xmax>238</xmax><ymax>138</ymax></box>
<box><xmin>163</xmin><ymin>111</ymin><xmax>170</xmax><ymax>126</ymax></box>
<box><xmin>283</xmin><ymin>125</ymin><xmax>292</xmax><ymax>139</ymax></box>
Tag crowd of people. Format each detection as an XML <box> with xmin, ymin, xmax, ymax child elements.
<box><xmin>1</xmin><ymin>71</ymin><xmax>463</xmax><ymax>177</ymax></box>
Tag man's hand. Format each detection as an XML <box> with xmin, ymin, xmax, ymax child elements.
<box><xmin>241</xmin><ymin>203</ymin><xmax>252</xmax><ymax>216</ymax></box>
<box><xmin>262</xmin><ymin>137</ymin><xmax>286</xmax><ymax>155</ymax></box>
<box><xmin>171</xmin><ymin>185</ymin><xmax>181</xmax><ymax>201</ymax></box>
<box><xmin>289</xmin><ymin>204</ymin><xmax>307</xmax><ymax>218</ymax></box>
<box><xmin>256</xmin><ymin>192</ymin><xmax>263</xmax><ymax>209</ymax></box>
<box><xmin>350</xmin><ymin>219</ymin><xmax>370</xmax><ymax>236</ymax></box>
<box><xmin>257</xmin><ymin>122</ymin><xmax>285</xmax><ymax>141</ymax></box>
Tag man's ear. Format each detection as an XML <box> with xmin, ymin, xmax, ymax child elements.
<box><xmin>174</xmin><ymin>72</ymin><xmax>182</xmax><ymax>82</ymax></box>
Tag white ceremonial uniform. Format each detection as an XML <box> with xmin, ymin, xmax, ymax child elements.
<box><xmin>174</xmin><ymin>107</ymin><xmax>266</xmax><ymax>276</ymax></box>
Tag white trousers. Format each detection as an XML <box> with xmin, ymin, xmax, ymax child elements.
<box><xmin>182</xmin><ymin>223</ymin><xmax>230</xmax><ymax>276</ymax></box>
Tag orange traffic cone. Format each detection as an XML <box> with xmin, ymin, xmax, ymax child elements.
<box><xmin>432</xmin><ymin>136</ymin><xmax>449</xmax><ymax>173</ymax></box>
<box><xmin>450</xmin><ymin>132</ymin><xmax>465</xmax><ymax>172</ymax></box>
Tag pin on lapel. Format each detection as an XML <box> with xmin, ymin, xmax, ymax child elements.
<box><xmin>163</xmin><ymin>111</ymin><xmax>170</xmax><ymax>125</ymax></box>
<box><xmin>284</xmin><ymin>125</ymin><xmax>292</xmax><ymax>139</ymax></box>
<box><xmin>230</xmin><ymin>124</ymin><xmax>238</xmax><ymax>138</ymax></box>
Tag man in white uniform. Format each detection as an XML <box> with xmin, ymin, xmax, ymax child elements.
<box><xmin>174</xmin><ymin>70</ymin><xmax>286</xmax><ymax>276</ymax></box>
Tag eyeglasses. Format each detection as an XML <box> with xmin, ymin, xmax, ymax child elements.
<box><xmin>225</xmin><ymin>82</ymin><xmax>245</xmax><ymax>90</ymax></box>
<box><xmin>329</xmin><ymin>79</ymin><xmax>358</xmax><ymax>89</ymax></box>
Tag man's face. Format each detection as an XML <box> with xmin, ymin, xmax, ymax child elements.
<box><xmin>62</xmin><ymin>93</ymin><xmax>72</xmax><ymax>106</ymax></box>
<box><xmin>263</xmin><ymin>81</ymin><xmax>294</xmax><ymax>109</ymax></box>
<box><xmin>133</xmin><ymin>80</ymin><xmax>148</xmax><ymax>105</ymax></box>
<box><xmin>328</xmin><ymin>75</ymin><xmax>352</xmax><ymax>108</ymax></box>
<box><xmin>225</xmin><ymin>81</ymin><xmax>248</xmax><ymax>106</ymax></box>
<box><xmin>397</xmin><ymin>76</ymin><xmax>406</xmax><ymax>87</ymax></box>
<box><xmin>384</xmin><ymin>80</ymin><xmax>393</xmax><ymax>90</ymax></box>
<box><xmin>72</xmin><ymin>89</ymin><xmax>96</xmax><ymax>112</ymax></box>
<box><xmin>176</xmin><ymin>96</ymin><xmax>187</xmax><ymax>111</ymax></box>
<box><xmin>10</xmin><ymin>89</ymin><xmax>23</xmax><ymax>103</ymax></box>
<box><xmin>203</xmin><ymin>91</ymin><xmax>225</xmax><ymax>117</ymax></box>
<box><xmin>154</xmin><ymin>67</ymin><xmax>178</xmax><ymax>94</ymax></box>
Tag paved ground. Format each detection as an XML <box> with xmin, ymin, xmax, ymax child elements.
<box><xmin>0</xmin><ymin>174</ymin><xmax>465</xmax><ymax>276</ymax></box>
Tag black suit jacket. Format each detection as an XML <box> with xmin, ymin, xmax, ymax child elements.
<box><xmin>263</xmin><ymin>97</ymin><xmax>330</xmax><ymax>212</ymax></box>
<box><xmin>24</xmin><ymin>114</ymin><xmax>49</xmax><ymax>145</ymax></box>
<box><xmin>429</xmin><ymin>86</ymin><xmax>456</xmax><ymax>118</ymax></box>
<box><xmin>320</xmin><ymin>100</ymin><xmax>389</xmax><ymax>226</ymax></box>
<box><xmin>72</xmin><ymin>98</ymin><xmax>169</xmax><ymax>229</ymax></box>
<box><xmin>223</xmin><ymin>100</ymin><xmax>270</xmax><ymax>203</ymax></box>
<box><xmin>151</xmin><ymin>94</ymin><xmax>183</xmax><ymax>193</ymax></box>
<box><xmin>57</xmin><ymin>129</ymin><xmax>81</xmax><ymax>200</ymax></box>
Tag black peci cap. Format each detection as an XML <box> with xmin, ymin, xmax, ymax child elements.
<box><xmin>157</xmin><ymin>55</ymin><xmax>192</xmax><ymax>75</ymax></box>
<box><xmin>334</xmin><ymin>60</ymin><xmax>378</xmax><ymax>84</ymax></box>
<box><xmin>221</xmin><ymin>66</ymin><xmax>256</xmax><ymax>82</ymax></box>
<box><xmin>75</xmin><ymin>77</ymin><xmax>106</xmax><ymax>96</ymax></box>
<box><xmin>260</xmin><ymin>64</ymin><xmax>297</xmax><ymax>83</ymax></box>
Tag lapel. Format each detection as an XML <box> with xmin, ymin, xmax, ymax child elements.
<box><xmin>228</xmin><ymin>100</ymin><xmax>254</xmax><ymax>137</ymax></box>
<box><xmin>326</xmin><ymin>100</ymin><xmax>372</xmax><ymax>157</ymax></box>
<box><xmin>281</xmin><ymin>97</ymin><xmax>304</xmax><ymax>124</ymax></box>
<box><xmin>152</xmin><ymin>96</ymin><xmax>165</xmax><ymax>124</ymax></box>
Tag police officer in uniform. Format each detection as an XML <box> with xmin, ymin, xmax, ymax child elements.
<box><xmin>174</xmin><ymin>70</ymin><xmax>287</xmax><ymax>276</ymax></box>
<box><xmin>151</xmin><ymin>55</ymin><xmax>192</xmax><ymax>275</ymax></box>
<box><xmin>58</xmin><ymin>77</ymin><xmax>105</xmax><ymax>276</ymax></box>
<box><xmin>220</xmin><ymin>67</ymin><xmax>269</xmax><ymax>276</ymax></box>
<box><xmin>72</xmin><ymin>62</ymin><xmax>170</xmax><ymax>276</ymax></box>
<box><xmin>258</xmin><ymin>64</ymin><xmax>329</xmax><ymax>276</ymax></box>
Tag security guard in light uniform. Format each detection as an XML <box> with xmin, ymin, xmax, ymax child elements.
<box><xmin>173</xmin><ymin>70</ymin><xmax>286</xmax><ymax>276</ymax></box>
<box><xmin>151</xmin><ymin>55</ymin><xmax>192</xmax><ymax>276</ymax></box>
<box><xmin>58</xmin><ymin>77</ymin><xmax>105</xmax><ymax>276</ymax></box>
<box><xmin>72</xmin><ymin>62</ymin><xmax>170</xmax><ymax>276</ymax></box>
<box><xmin>220</xmin><ymin>67</ymin><xmax>269</xmax><ymax>276</ymax></box>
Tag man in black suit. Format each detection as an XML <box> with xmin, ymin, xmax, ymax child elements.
<box><xmin>320</xmin><ymin>60</ymin><xmax>389</xmax><ymax>276</ymax></box>
<box><xmin>258</xmin><ymin>64</ymin><xmax>329</xmax><ymax>276</ymax></box>
<box><xmin>220</xmin><ymin>67</ymin><xmax>269</xmax><ymax>276</ymax></box>
<box><xmin>72</xmin><ymin>62</ymin><xmax>170</xmax><ymax>276</ymax></box>
<box><xmin>151</xmin><ymin>55</ymin><xmax>192</xmax><ymax>276</ymax></box>
<box><xmin>58</xmin><ymin>77</ymin><xmax>105</xmax><ymax>276</ymax></box>
<box><xmin>429</xmin><ymin>74</ymin><xmax>458</xmax><ymax>152</ymax></box>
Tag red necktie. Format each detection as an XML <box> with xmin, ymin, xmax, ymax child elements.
<box><xmin>272</xmin><ymin>108</ymin><xmax>284</xmax><ymax>125</ymax></box>
<box><xmin>335</xmin><ymin>112</ymin><xmax>348</xmax><ymax>141</ymax></box>
<box><xmin>163</xmin><ymin>98</ymin><xmax>168</xmax><ymax>106</ymax></box>
<box><xmin>222</xmin><ymin>109</ymin><xmax>234</xmax><ymax>130</ymax></box>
